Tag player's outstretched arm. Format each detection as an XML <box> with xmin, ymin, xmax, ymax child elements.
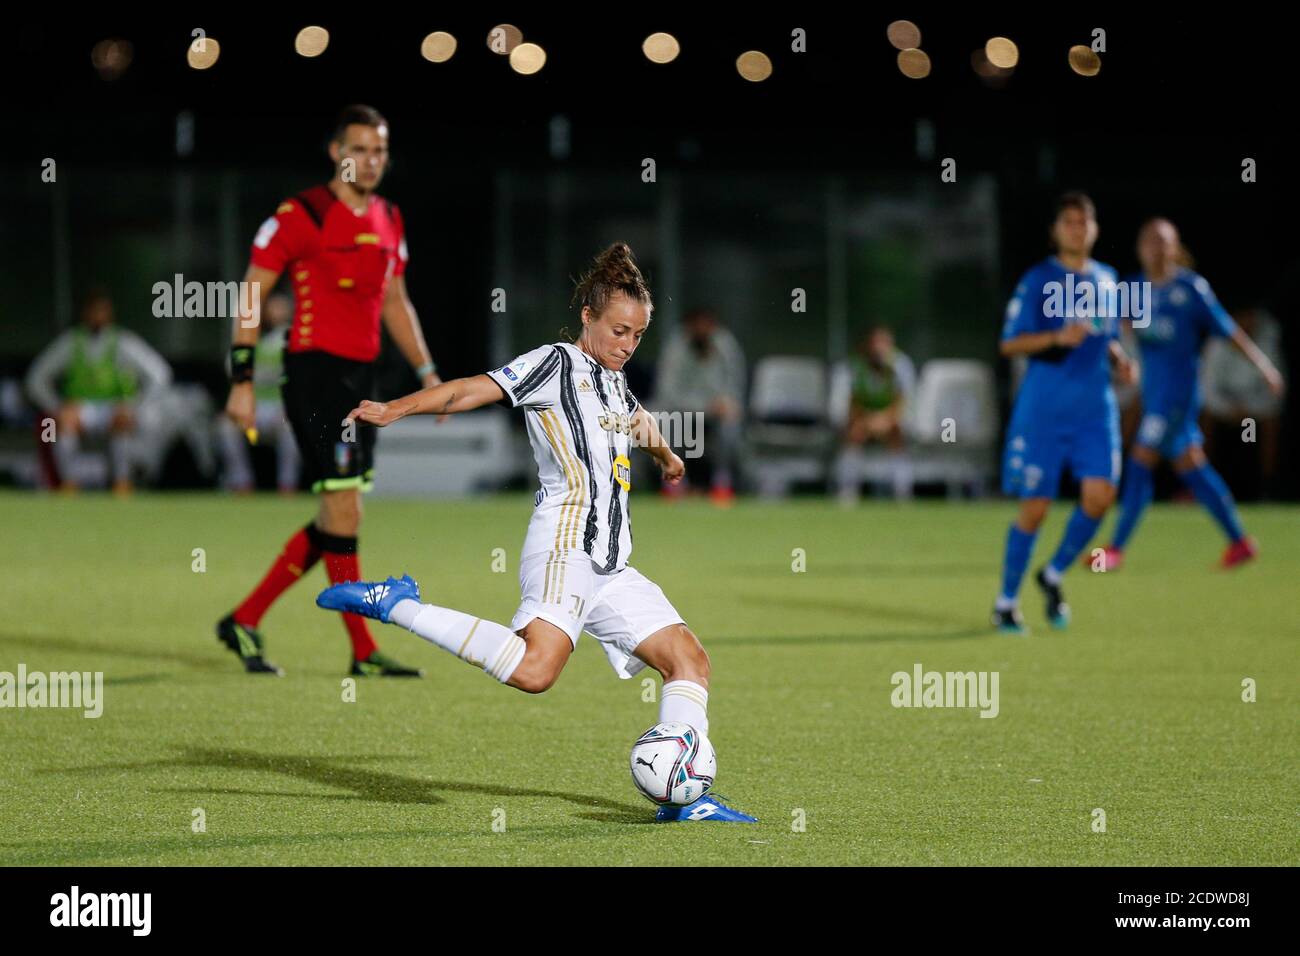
<box><xmin>347</xmin><ymin>374</ymin><xmax>507</xmax><ymax>426</ymax></box>
<box><xmin>1229</xmin><ymin>327</ymin><xmax>1285</xmax><ymax>397</ymax></box>
<box><xmin>999</xmin><ymin>323</ymin><xmax>1089</xmax><ymax>358</ymax></box>
<box><xmin>630</xmin><ymin>406</ymin><xmax>685</xmax><ymax>484</ymax></box>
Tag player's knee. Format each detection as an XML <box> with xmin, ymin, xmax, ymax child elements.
<box><xmin>1132</xmin><ymin>444</ymin><xmax>1159</xmax><ymax>468</ymax></box>
<box><xmin>1173</xmin><ymin>445</ymin><xmax>1205</xmax><ymax>473</ymax></box>
<box><xmin>319</xmin><ymin>490</ymin><xmax>361</xmax><ymax>535</ymax></box>
<box><xmin>510</xmin><ymin>652</ymin><xmax>563</xmax><ymax>694</ymax></box>
<box><xmin>661</xmin><ymin>626</ymin><xmax>710</xmax><ymax>688</ymax></box>
<box><xmin>1017</xmin><ymin>499</ymin><xmax>1049</xmax><ymax>532</ymax></box>
<box><xmin>1082</xmin><ymin>484</ymin><xmax>1115</xmax><ymax>516</ymax></box>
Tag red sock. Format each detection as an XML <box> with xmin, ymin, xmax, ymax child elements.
<box><xmin>234</xmin><ymin>525</ymin><xmax>322</xmax><ymax>628</ymax></box>
<box><xmin>323</xmin><ymin>549</ymin><xmax>379</xmax><ymax>661</ymax></box>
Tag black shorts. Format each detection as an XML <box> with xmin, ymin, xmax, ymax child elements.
<box><xmin>281</xmin><ymin>350</ymin><xmax>377</xmax><ymax>493</ymax></box>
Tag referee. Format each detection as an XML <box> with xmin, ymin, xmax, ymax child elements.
<box><xmin>218</xmin><ymin>105</ymin><xmax>435</xmax><ymax>676</ymax></box>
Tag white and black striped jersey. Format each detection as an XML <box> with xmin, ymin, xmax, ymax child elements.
<box><xmin>487</xmin><ymin>342</ymin><xmax>640</xmax><ymax>575</ymax></box>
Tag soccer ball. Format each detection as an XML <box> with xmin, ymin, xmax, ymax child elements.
<box><xmin>629</xmin><ymin>722</ymin><xmax>716</xmax><ymax>805</ymax></box>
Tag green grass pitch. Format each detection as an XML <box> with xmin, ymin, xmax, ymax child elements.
<box><xmin>1</xmin><ymin>491</ymin><xmax>1295</xmax><ymax>865</ymax></box>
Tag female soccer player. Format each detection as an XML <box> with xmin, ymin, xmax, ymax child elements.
<box><xmin>317</xmin><ymin>242</ymin><xmax>754</xmax><ymax>822</ymax></box>
<box><xmin>1095</xmin><ymin>218</ymin><xmax>1284</xmax><ymax>570</ymax></box>
<box><xmin>992</xmin><ymin>193</ymin><xmax>1139</xmax><ymax>634</ymax></box>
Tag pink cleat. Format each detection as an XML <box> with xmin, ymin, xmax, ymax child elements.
<box><xmin>1082</xmin><ymin>545</ymin><xmax>1123</xmax><ymax>572</ymax></box>
<box><xmin>1221</xmin><ymin>536</ymin><xmax>1258</xmax><ymax>569</ymax></box>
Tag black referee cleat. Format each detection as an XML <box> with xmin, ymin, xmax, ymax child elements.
<box><xmin>350</xmin><ymin>650</ymin><xmax>424</xmax><ymax>678</ymax></box>
<box><xmin>215</xmin><ymin>614</ymin><xmax>284</xmax><ymax>676</ymax></box>
<box><xmin>1034</xmin><ymin>568</ymin><xmax>1071</xmax><ymax>630</ymax></box>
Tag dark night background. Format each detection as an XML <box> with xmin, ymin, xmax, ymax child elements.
<box><xmin>5</xmin><ymin>10</ymin><xmax>1297</xmax><ymax>495</ymax></box>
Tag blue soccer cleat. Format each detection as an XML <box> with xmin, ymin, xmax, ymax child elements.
<box><xmin>655</xmin><ymin>793</ymin><xmax>758</xmax><ymax>823</ymax></box>
<box><xmin>316</xmin><ymin>574</ymin><xmax>421</xmax><ymax>624</ymax></box>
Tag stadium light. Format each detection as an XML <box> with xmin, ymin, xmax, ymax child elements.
<box><xmin>421</xmin><ymin>31</ymin><xmax>457</xmax><ymax>63</ymax></box>
<box><xmin>736</xmin><ymin>50</ymin><xmax>773</xmax><ymax>82</ymax></box>
<box><xmin>488</xmin><ymin>24</ymin><xmax>524</xmax><ymax>55</ymax></box>
<box><xmin>509</xmin><ymin>42</ymin><xmax>546</xmax><ymax>75</ymax></box>
<box><xmin>187</xmin><ymin>37</ymin><xmax>220</xmax><ymax>70</ymax></box>
<box><xmin>1068</xmin><ymin>45</ymin><xmax>1101</xmax><ymax>76</ymax></box>
<box><xmin>985</xmin><ymin>37</ymin><xmax>1019</xmax><ymax>69</ymax></box>
<box><xmin>91</xmin><ymin>38</ymin><xmax>133</xmax><ymax>80</ymax></box>
<box><xmin>294</xmin><ymin>26</ymin><xmax>329</xmax><ymax>58</ymax></box>
<box><xmin>643</xmin><ymin>32</ymin><xmax>681</xmax><ymax>64</ymax></box>
<box><xmin>897</xmin><ymin>48</ymin><xmax>931</xmax><ymax>79</ymax></box>
<box><xmin>887</xmin><ymin>20</ymin><xmax>922</xmax><ymax>51</ymax></box>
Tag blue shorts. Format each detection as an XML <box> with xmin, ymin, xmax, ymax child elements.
<box><xmin>1002</xmin><ymin>410</ymin><xmax>1120</xmax><ymax>498</ymax></box>
<box><xmin>1134</xmin><ymin>403</ymin><xmax>1202</xmax><ymax>459</ymax></box>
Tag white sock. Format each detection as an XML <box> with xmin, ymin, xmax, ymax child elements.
<box><xmin>1042</xmin><ymin>564</ymin><xmax>1063</xmax><ymax>586</ymax></box>
<box><xmin>660</xmin><ymin>680</ymin><xmax>709</xmax><ymax>734</ymax></box>
<box><xmin>995</xmin><ymin>595</ymin><xmax>1018</xmax><ymax>612</ymax></box>
<box><xmin>389</xmin><ymin>599</ymin><xmax>526</xmax><ymax>684</ymax></box>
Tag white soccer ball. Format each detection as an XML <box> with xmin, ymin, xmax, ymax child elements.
<box><xmin>629</xmin><ymin>721</ymin><xmax>716</xmax><ymax>805</ymax></box>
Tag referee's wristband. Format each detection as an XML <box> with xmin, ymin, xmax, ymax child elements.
<box><xmin>230</xmin><ymin>345</ymin><xmax>255</xmax><ymax>384</ymax></box>
<box><xmin>415</xmin><ymin>362</ymin><xmax>436</xmax><ymax>379</ymax></box>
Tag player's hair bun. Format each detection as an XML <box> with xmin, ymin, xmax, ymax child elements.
<box><xmin>571</xmin><ymin>242</ymin><xmax>653</xmax><ymax>318</ymax></box>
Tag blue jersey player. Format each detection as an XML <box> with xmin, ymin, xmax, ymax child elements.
<box><xmin>993</xmin><ymin>193</ymin><xmax>1139</xmax><ymax>633</ymax></box>
<box><xmin>1095</xmin><ymin>218</ymin><xmax>1283</xmax><ymax>571</ymax></box>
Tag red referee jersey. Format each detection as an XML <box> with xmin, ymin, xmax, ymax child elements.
<box><xmin>249</xmin><ymin>184</ymin><xmax>407</xmax><ymax>363</ymax></box>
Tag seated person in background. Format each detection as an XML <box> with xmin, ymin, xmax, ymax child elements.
<box><xmin>217</xmin><ymin>293</ymin><xmax>301</xmax><ymax>493</ymax></box>
<box><xmin>1200</xmin><ymin>306</ymin><xmax>1286</xmax><ymax>497</ymax></box>
<box><xmin>835</xmin><ymin>325</ymin><xmax>915</xmax><ymax>501</ymax></box>
<box><xmin>24</xmin><ymin>286</ymin><xmax>172</xmax><ymax>494</ymax></box>
<box><xmin>651</xmin><ymin>306</ymin><xmax>746</xmax><ymax>504</ymax></box>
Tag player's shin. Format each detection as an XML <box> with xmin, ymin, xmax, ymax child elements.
<box><xmin>1112</xmin><ymin>458</ymin><xmax>1154</xmax><ymax>550</ymax></box>
<box><xmin>388</xmin><ymin>600</ymin><xmax>526</xmax><ymax>683</ymax></box>
<box><xmin>660</xmin><ymin>680</ymin><xmax>710</xmax><ymax>734</ymax></box>
<box><xmin>997</xmin><ymin>524</ymin><xmax>1037</xmax><ymax>609</ymax></box>
<box><xmin>1181</xmin><ymin>464</ymin><xmax>1246</xmax><ymax>543</ymax></box>
<box><xmin>1045</xmin><ymin>506</ymin><xmax>1103</xmax><ymax>582</ymax></box>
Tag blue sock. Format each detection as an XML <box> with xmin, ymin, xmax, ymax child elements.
<box><xmin>998</xmin><ymin>524</ymin><xmax>1037</xmax><ymax>606</ymax></box>
<box><xmin>1181</xmin><ymin>464</ymin><xmax>1245</xmax><ymax>543</ymax></box>
<box><xmin>1111</xmin><ymin>458</ymin><xmax>1154</xmax><ymax>550</ymax></box>
<box><xmin>1047</xmin><ymin>506</ymin><xmax>1102</xmax><ymax>577</ymax></box>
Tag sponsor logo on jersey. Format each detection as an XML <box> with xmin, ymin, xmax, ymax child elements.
<box><xmin>613</xmin><ymin>453</ymin><xmax>632</xmax><ymax>491</ymax></box>
<box><xmin>577</xmin><ymin>377</ymin><xmax>593</xmax><ymax>392</ymax></box>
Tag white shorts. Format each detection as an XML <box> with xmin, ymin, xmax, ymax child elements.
<box><xmin>510</xmin><ymin>550</ymin><xmax>685</xmax><ymax>680</ymax></box>
<box><xmin>76</xmin><ymin>401</ymin><xmax>118</xmax><ymax>435</ymax></box>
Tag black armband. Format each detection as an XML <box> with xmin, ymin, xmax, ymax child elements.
<box><xmin>230</xmin><ymin>345</ymin><xmax>255</xmax><ymax>383</ymax></box>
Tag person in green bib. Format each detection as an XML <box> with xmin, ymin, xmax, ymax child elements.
<box><xmin>25</xmin><ymin>287</ymin><xmax>172</xmax><ymax>493</ymax></box>
<box><xmin>834</xmin><ymin>325</ymin><xmax>915</xmax><ymax>502</ymax></box>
